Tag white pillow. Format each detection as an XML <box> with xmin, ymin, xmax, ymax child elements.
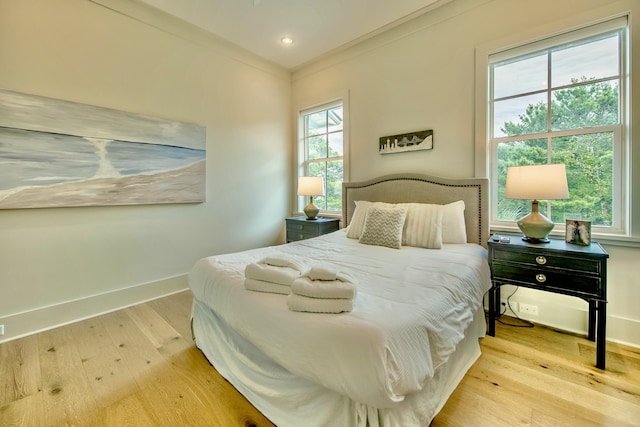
<box><xmin>398</xmin><ymin>203</ymin><xmax>443</xmax><ymax>249</ymax></box>
<box><xmin>346</xmin><ymin>200</ymin><xmax>393</xmax><ymax>239</ymax></box>
<box><xmin>359</xmin><ymin>206</ymin><xmax>408</xmax><ymax>249</ymax></box>
<box><xmin>347</xmin><ymin>199</ymin><xmax>467</xmax><ymax>245</ymax></box>
<box><xmin>442</xmin><ymin>200</ymin><xmax>467</xmax><ymax>243</ymax></box>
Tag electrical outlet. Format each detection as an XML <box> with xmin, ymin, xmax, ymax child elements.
<box><xmin>519</xmin><ymin>303</ymin><xmax>539</xmax><ymax>316</ymax></box>
<box><xmin>0</xmin><ymin>324</ymin><xmax>4</xmax><ymax>336</ymax></box>
<box><xmin>501</xmin><ymin>300</ymin><xmax>518</xmax><ymax>313</ymax></box>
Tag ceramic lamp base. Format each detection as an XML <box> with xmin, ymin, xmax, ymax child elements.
<box><xmin>303</xmin><ymin>197</ymin><xmax>319</xmax><ymax>220</ymax></box>
<box><xmin>522</xmin><ymin>236</ymin><xmax>550</xmax><ymax>243</ymax></box>
<box><xmin>516</xmin><ymin>200</ymin><xmax>554</xmax><ymax>243</ymax></box>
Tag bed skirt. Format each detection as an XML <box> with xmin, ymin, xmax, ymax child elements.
<box><xmin>191</xmin><ymin>298</ymin><xmax>486</xmax><ymax>427</ymax></box>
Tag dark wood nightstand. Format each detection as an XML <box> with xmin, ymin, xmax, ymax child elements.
<box><xmin>286</xmin><ymin>216</ymin><xmax>340</xmax><ymax>242</ymax></box>
<box><xmin>487</xmin><ymin>235</ymin><xmax>609</xmax><ymax>369</ymax></box>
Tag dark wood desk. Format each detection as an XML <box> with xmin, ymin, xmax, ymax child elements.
<box><xmin>487</xmin><ymin>235</ymin><xmax>609</xmax><ymax>369</ymax></box>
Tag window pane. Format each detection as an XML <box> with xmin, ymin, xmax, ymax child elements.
<box><xmin>494</xmin><ymin>93</ymin><xmax>547</xmax><ymax>137</ymax></box>
<box><xmin>493</xmin><ymin>53</ymin><xmax>548</xmax><ymax>99</ymax></box>
<box><xmin>551</xmin><ymin>35</ymin><xmax>619</xmax><ymax>87</ymax></box>
<box><xmin>551</xmin><ymin>81</ymin><xmax>619</xmax><ymax>130</ymax></box>
<box><xmin>306</xmin><ymin>111</ymin><xmax>326</xmax><ymax>136</ymax></box>
<box><xmin>328</xmin><ymin>132</ymin><xmax>343</xmax><ymax>157</ymax></box>
<box><xmin>327</xmin><ymin>107</ymin><xmax>343</xmax><ymax>133</ymax></box>
<box><xmin>326</xmin><ymin>160</ymin><xmax>343</xmax><ymax>211</ymax></box>
<box><xmin>307</xmin><ymin>162</ymin><xmax>326</xmax><ymax>210</ymax></box>
<box><xmin>305</xmin><ymin>160</ymin><xmax>343</xmax><ymax>211</ymax></box>
<box><xmin>307</xmin><ymin>136</ymin><xmax>327</xmax><ymax>160</ymax></box>
<box><xmin>551</xmin><ymin>132</ymin><xmax>613</xmax><ymax>226</ymax></box>
<box><xmin>496</xmin><ymin>139</ymin><xmax>547</xmax><ymax>221</ymax></box>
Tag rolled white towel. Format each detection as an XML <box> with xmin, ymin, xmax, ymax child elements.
<box><xmin>286</xmin><ymin>293</ymin><xmax>353</xmax><ymax>314</ymax></box>
<box><xmin>291</xmin><ymin>276</ymin><xmax>356</xmax><ymax>299</ymax></box>
<box><xmin>245</xmin><ymin>263</ymin><xmax>302</xmax><ymax>286</ymax></box>
<box><xmin>244</xmin><ymin>278</ymin><xmax>290</xmax><ymax>295</ymax></box>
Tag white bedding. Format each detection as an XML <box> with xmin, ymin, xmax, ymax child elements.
<box><xmin>189</xmin><ymin>229</ymin><xmax>491</xmax><ymax>409</ymax></box>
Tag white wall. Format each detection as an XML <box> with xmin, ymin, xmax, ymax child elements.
<box><xmin>292</xmin><ymin>0</ymin><xmax>640</xmax><ymax>347</ymax></box>
<box><xmin>0</xmin><ymin>0</ymin><xmax>291</xmax><ymax>342</ymax></box>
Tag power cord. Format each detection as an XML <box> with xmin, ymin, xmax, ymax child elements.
<box><xmin>497</xmin><ymin>287</ymin><xmax>534</xmax><ymax>328</ymax></box>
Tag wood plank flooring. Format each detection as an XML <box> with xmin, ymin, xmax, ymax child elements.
<box><xmin>1</xmin><ymin>290</ymin><xmax>638</xmax><ymax>426</ymax></box>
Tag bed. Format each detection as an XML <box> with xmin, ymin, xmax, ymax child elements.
<box><xmin>189</xmin><ymin>173</ymin><xmax>490</xmax><ymax>426</ymax></box>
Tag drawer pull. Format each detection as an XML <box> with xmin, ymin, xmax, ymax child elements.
<box><xmin>536</xmin><ymin>274</ymin><xmax>547</xmax><ymax>283</ymax></box>
<box><xmin>535</xmin><ymin>256</ymin><xmax>547</xmax><ymax>265</ymax></box>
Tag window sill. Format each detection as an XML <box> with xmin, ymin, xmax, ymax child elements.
<box><xmin>291</xmin><ymin>211</ymin><xmax>343</xmax><ymax>220</ymax></box>
<box><xmin>490</xmin><ymin>226</ymin><xmax>640</xmax><ymax>248</ymax></box>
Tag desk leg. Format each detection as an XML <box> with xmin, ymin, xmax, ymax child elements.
<box><xmin>488</xmin><ymin>286</ymin><xmax>496</xmax><ymax>336</ymax></box>
<box><xmin>588</xmin><ymin>300</ymin><xmax>596</xmax><ymax>341</ymax></box>
<box><xmin>596</xmin><ymin>300</ymin><xmax>607</xmax><ymax>370</ymax></box>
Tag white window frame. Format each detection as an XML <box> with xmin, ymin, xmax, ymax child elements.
<box><xmin>296</xmin><ymin>93</ymin><xmax>350</xmax><ymax>217</ymax></box>
<box><xmin>475</xmin><ymin>15</ymin><xmax>630</xmax><ymax>240</ymax></box>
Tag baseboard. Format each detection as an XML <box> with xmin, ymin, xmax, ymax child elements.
<box><xmin>605</xmin><ymin>315</ymin><xmax>640</xmax><ymax>348</ymax></box>
<box><xmin>0</xmin><ymin>274</ymin><xmax>189</xmax><ymax>344</ymax></box>
<box><xmin>485</xmin><ymin>295</ymin><xmax>640</xmax><ymax>349</ymax></box>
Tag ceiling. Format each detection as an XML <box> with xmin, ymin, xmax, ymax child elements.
<box><xmin>136</xmin><ymin>0</ymin><xmax>446</xmax><ymax>70</ymax></box>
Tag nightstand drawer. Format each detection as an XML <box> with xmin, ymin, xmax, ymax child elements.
<box><xmin>286</xmin><ymin>221</ymin><xmax>319</xmax><ymax>234</ymax></box>
<box><xmin>491</xmin><ymin>247</ymin><xmax>601</xmax><ymax>274</ymax></box>
<box><xmin>287</xmin><ymin>231</ymin><xmax>317</xmax><ymax>242</ymax></box>
<box><xmin>285</xmin><ymin>216</ymin><xmax>340</xmax><ymax>242</ymax></box>
<box><xmin>492</xmin><ymin>263</ymin><xmax>601</xmax><ymax>295</ymax></box>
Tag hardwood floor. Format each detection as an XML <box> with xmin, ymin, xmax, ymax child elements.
<box><xmin>1</xmin><ymin>290</ymin><xmax>638</xmax><ymax>426</ymax></box>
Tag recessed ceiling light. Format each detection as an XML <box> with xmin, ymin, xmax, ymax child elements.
<box><xmin>280</xmin><ymin>36</ymin><xmax>294</xmax><ymax>45</ymax></box>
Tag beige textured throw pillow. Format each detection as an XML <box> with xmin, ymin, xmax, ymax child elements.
<box><xmin>359</xmin><ymin>206</ymin><xmax>408</xmax><ymax>249</ymax></box>
<box><xmin>346</xmin><ymin>200</ymin><xmax>393</xmax><ymax>239</ymax></box>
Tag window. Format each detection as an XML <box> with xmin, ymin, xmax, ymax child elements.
<box><xmin>298</xmin><ymin>100</ymin><xmax>345</xmax><ymax>214</ymax></box>
<box><xmin>488</xmin><ymin>17</ymin><xmax>628</xmax><ymax>236</ymax></box>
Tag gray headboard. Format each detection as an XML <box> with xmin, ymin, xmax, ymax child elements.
<box><xmin>342</xmin><ymin>173</ymin><xmax>489</xmax><ymax>247</ymax></box>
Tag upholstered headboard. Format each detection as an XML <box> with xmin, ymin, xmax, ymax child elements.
<box><xmin>342</xmin><ymin>173</ymin><xmax>489</xmax><ymax>247</ymax></box>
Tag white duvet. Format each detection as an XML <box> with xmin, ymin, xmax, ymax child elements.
<box><xmin>189</xmin><ymin>229</ymin><xmax>491</xmax><ymax>408</ymax></box>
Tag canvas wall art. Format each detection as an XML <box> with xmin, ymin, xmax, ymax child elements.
<box><xmin>379</xmin><ymin>129</ymin><xmax>433</xmax><ymax>154</ymax></box>
<box><xmin>0</xmin><ymin>89</ymin><xmax>206</xmax><ymax>209</ymax></box>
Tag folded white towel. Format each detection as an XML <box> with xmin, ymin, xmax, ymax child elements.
<box><xmin>305</xmin><ymin>264</ymin><xmax>357</xmax><ymax>284</ymax></box>
<box><xmin>291</xmin><ymin>276</ymin><xmax>357</xmax><ymax>299</ymax></box>
<box><xmin>244</xmin><ymin>278</ymin><xmax>290</xmax><ymax>295</ymax></box>
<box><xmin>244</xmin><ymin>263</ymin><xmax>302</xmax><ymax>286</ymax></box>
<box><xmin>306</xmin><ymin>263</ymin><xmax>340</xmax><ymax>281</ymax></box>
<box><xmin>286</xmin><ymin>294</ymin><xmax>353</xmax><ymax>314</ymax></box>
<box><xmin>261</xmin><ymin>256</ymin><xmax>308</xmax><ymax>274</ymax></box>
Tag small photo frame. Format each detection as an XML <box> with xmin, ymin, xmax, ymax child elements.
<box><xmin>565</xmin><ymin>220</ymin><xmax>591</xmax><ymax>246</ymax></box>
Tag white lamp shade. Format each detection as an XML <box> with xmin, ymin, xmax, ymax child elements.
<box><xmin>505</xmin><ymin>164</ymin><xmax>569</xmax><ymax>201</ymax></box>
<box><xmin>297</xmin><ymin>176</ymin><xmax>325</xmax><ymax>196</ymax></box>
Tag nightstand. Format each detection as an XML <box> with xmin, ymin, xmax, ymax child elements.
<box><xmin>286</xmin><ymin>216</ymin><xmax>340</xmax><ymax>242</ymax></box>
<box><xmin>487</xmin><ymin>235</ymin><xmax>609</xmax><ymax>369</ymax></box>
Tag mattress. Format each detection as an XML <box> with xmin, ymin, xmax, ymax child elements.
<box><xmin>189</xmin><ymin>230</ymin><xmax>491</xmax><ymax>411</ymax></box>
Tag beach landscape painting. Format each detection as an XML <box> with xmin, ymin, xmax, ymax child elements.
<box><xmin>0</xmin><ymin>89</ymin><xmax>206</xmax><ymax>209</ymax></box>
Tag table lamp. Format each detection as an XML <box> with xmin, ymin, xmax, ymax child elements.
<box><xmin>505</xmin><ymin>164</ymin><xmax>569</xmax><ymax>243</ymax></box>
<box><xmin>297</xmin><ymin>176</ymin><xmax>324</xmax><ymax>220</ymax></box>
